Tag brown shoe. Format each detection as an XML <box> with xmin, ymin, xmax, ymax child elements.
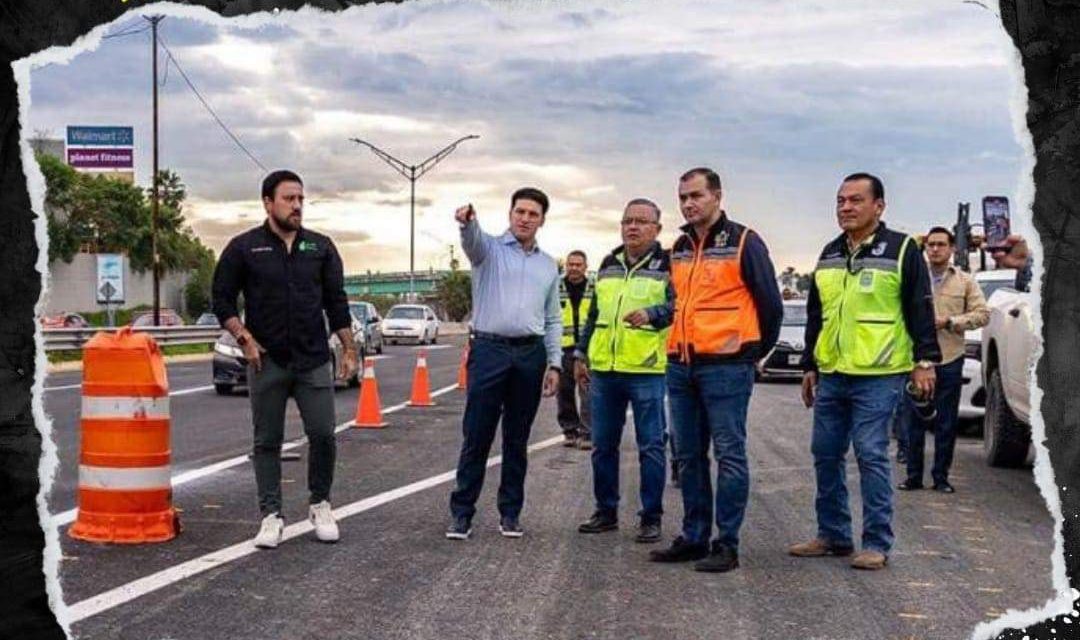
<box><xmin>850</xmin><ymin>550</ymin><xmax>888</xmax><ymax>570</ymax></box>
<box><xmin>562</xmin><ymin>433</ymin><xmax>578</xmax><ymax>448</ymax></box>
<box><xmin>788</xmin><ymin>538</ymin><xmax>854</xmax><ymax>557</ymax></box>
<box><xmin>577</xmin><ymin>438</ymin><xmax>593</xmax><ymax>451</ymax></box>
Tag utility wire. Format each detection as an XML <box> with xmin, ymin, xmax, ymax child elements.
<box><xmin>102</xmin><ymin>25</ymin><xmax>151</xmax><ymax>39</ymax></box>
<box><xmin>157</xmin><ymin>35</ymin><xmax>268</xmax><ymax>173</ymax></box>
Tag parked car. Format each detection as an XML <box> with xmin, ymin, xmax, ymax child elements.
<box><xmin>757</xmin><ymin>298</ymin><xmax>807</xmax><ymax>380</ymax></box>
<box><xmin>212</xmin><ymin>317</ymin><xmax>362</xmax><ymax>395</ymax></box>
<box><xmin>195</xmin><ymin>312</ymin><xmax>221</xmax><ymax>327</ymax></box>
<box><xmin>957</xmin><ymin>268</ymin><xmax>1018</xmax><ymax>427</ymax></box>
<box><xmin>131</xmin><ymin>309</ymin><xmax>185</xmax><ymax>327</ymax></box>
<box><xmin>381</xmin><ymin>304</ymin><xmax>440</xmax><ymax>345</ymax></box>
<box><xmin>980</xmin><ymin>287</ymin><xmax>1037</xmax><ymax>467</ymax></box>
<box><xmin>349</xmin><ymin>301</ymin><xmax>384</xmax><ymax>356</ymax></box>
<box><xmin>40</xmin><ymin>312</ymin><xmax>89</xmax><ymax>329</ymax></box>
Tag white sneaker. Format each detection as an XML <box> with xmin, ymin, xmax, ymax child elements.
<box><xmin>309</xmin><ymin>500</ymin><xmax>340</xmax><ymax>543</ymax></box>
<box><xmin>254</xmin><ymin>513</ymin><xmax>284</xmax><ymax>549</ymax></box>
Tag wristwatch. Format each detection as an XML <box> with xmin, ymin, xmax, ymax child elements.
<box><xmin>235</xmin><ymin>331</ymin><xmax>249</xmax><ymax>347</ymax></box>
<box><xmin>916</xmin><ymin>360</ymin><xmax>934</xmax><ymax>370</ymax></box>
<box><xmin>944</xmin><ymin>317</ymin><xmax>955</xmax><ymax>332</ymax></box>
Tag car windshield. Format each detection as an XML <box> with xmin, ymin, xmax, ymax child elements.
<box><xmin>350</xmin><ymin>304</ymin><xmax>368</xmax><ymax>321</ymax></box>
<box><xmin>979</xmin><ymin>279</ymin><xmax>1014</xmax><ymax>299</ymax></box>
<box><xmin>387</xmin><ymin>307</ymin><xmax>425</xmax><ymax>320</ymax></box>
<box><xmin>782</xmin><ymin>305</ymin><xmax>808</xmax><ymax>326</ymax></box>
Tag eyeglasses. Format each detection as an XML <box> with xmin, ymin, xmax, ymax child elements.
<box><xmin>621</xmin><ymin>218</ymin><xmax>658</xmax><ymax>227</ymax></box>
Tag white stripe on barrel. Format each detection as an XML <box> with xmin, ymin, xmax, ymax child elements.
<box><xmin>81</xmin><ymin>396</ymin><xmax>170</xmax><ymax>419</ymax></box>
<box><xmin>78</xmin><ymin>465</ymin><xmax>172</xmax><ymax>491</ymax></box>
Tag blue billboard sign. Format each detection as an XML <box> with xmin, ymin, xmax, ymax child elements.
<box><xmin>67</xmin><ymin>126</ymin><xmax>134</xmax><ymax>147</ymax></box>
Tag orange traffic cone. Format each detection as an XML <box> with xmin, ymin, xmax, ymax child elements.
<box><xmin>407</xmin><ymin>349</ymin><xmax>435</xmax><ymax>407</ymax></box>
<box><xmin>456</xmin><ymin>343</ymin><xmax>469</xmax><ymax>391</ymax></box>
<box><xmin>353</xmin><ymin>357</ymin><xmax>387</xmax><ymax>428</ymax></box>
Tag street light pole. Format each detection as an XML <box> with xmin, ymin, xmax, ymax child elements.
<box><xmin>349</xmin><ymin>135</ymin><xmax>479</xmax><ymax>297</ymax></box>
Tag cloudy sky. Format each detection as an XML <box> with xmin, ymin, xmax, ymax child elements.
<box><xmin>24</xmin><ymin>0</ymin><xmax>1024</xmax><ymax>274</ymax></box>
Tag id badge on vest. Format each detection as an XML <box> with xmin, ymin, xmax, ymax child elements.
<box><xmin>858</xmin><ymin>270</ymin><xmax>875</xmax><ymax>292</ymax></box>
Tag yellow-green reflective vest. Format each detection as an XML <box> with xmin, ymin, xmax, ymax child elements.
<box><xmin>560</xmin><ymin>278</ymin><xmax>594</xmax><ymax>348</ymax></box>
<box><xmin>587</xmin><ymin>248</ymin><xmax>670</xmax><ymax>374</ymax></box>
<box><xmin>813</xmin><ymin>232</ymin><xmax>915</xmax><ymax>375</ymax></box>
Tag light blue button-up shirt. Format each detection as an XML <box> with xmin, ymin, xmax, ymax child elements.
<box><xmin>461</xmin><ymin>218</ymin><xmax>562</xmax><ymax>368</ymax></box>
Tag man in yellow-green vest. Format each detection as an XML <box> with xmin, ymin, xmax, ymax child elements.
<box><xmin>573</xmin><ymin>198</ymin><xmax>674</xmax><ymax>544</ymax></box>
<box><xmin>557</xmin><ymin>250</ymin><xmax>593</xmax><ymax>450</ymax></box>
<box><xmin>790</xmin><ymin>173</ymin><xmax>941</xmax><ymax>570</ymax></box>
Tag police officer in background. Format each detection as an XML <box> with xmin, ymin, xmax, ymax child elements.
<box><xmin>791</xmin><ymin>172</ymin><xmax>940</xmax><ymax>570</ymax></box>
<box><xmin>557</xmin><ymin>250</ymin><xmax>593</xmax><ymax>450</ymax></box>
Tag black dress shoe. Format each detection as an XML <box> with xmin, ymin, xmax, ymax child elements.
<box><xmin>933</xmin><ymin>481</ymin><xmax>956</xmax><ymax>494</ymax></box>
<box><xmin>898</xmin><ymin>479</ymin><xmax>924</xmax><ymax>491</ymax></box>
<box><xmin>694</xmin><ymin>541</ymin><xmax>739</xmax><ymax>573</ymax></box>
<box><xmin>635</xmin><ymin>521</ymin><xmax>661</xmax><ymax>543</ymax></box>
<box><xmin>578</xmin><ymin>511</ymin><xmax>618</xmax><ymax>534</ymax></box>
<box><xmin>648</xmin><ymin>536</ymin><xmax>709</xmax><ymax>563</ymax></box>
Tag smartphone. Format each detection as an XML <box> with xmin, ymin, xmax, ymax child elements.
<box><xmin>982</xmin><ymin>196</ymin><xmax>1011</xmax><ymax>251</ymax></box>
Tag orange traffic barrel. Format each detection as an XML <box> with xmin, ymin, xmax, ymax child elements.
<box><xmin>69</xmin><ymin>326</ymin><xmax>179</xmax><ymax>544</ymax></box>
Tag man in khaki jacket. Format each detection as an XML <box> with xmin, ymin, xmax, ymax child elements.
<box><xmin>898</xmin><ymin>226</ymin><xmax>989</xmax><ymax>493</ymax></box>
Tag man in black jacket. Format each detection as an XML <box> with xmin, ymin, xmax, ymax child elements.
<box><xmin>213</xmin><ymin>170</ymin><xmax>358</xmax><ymax>550</ymax></box>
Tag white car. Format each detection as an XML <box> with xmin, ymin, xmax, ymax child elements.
<box><xmin>757</xmin><ymin>298</ymin><xmax>807</xmax><ymax>380</ymax></box>
<box><xmin>381</xmin><ymin>304</ymin><xmax>440</xmax><ymax>345</ymax></box>
<box><xmin>981</xmin><ymin>287</ymin><xmax>1037</xmax><ymax>467</ymax></box>
<box><xmin>957</xmin><ymin>269</ymin><xmax>1018</xmax><ymax>425</ymax></box>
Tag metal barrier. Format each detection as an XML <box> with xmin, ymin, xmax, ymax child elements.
<box><xmin>43</xmin><ymin>326</ymin><xmax>223</xmax><ymax>352</ymax></box>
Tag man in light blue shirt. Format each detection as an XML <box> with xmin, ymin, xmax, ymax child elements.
<box><xmin>447</xmin><ymin>187</ymin><xmax>562</xmax><ymax>540</ymax></box>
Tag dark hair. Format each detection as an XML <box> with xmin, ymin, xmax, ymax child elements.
<box><xmin>925</xmin><ymin>226</ymin><xmax>955</xmax><ymax>245</ymax></box>
<box><xmin>679</xmin><ymin>167</ymin><xmax>721</xmax><ymax>192</ymax></box>
<box><xmin>510</xmin><ymin>187</ymin><xmax>549</xmax><ymax>215</ymax></box>
<box><xmin>625</xmin><ymin>198</ymin><xmax>662</xmax><ymax>222</ymax></box>
<box><xmin>842</xmin><ymin>172</ymin><xmax>884</xmax><ymax>201</ymax></box>
<box><xmin>262</xmin><ymin>170</ymin><xmax>303</xmax><ymax>201</ymax></box>
<box><xmin>566</xmin><ymin>250</ymin><xmax>587</xmax><ymax>263</ymax></box>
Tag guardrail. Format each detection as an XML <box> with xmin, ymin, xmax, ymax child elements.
<box><xmin>43</xmin><ymin>326</ymin><xmax>224</xmax><ymax>352</ymax></box>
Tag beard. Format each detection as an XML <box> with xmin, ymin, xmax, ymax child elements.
<box><xmin>274</xmin><ymin>211</ymin><xmax>302</xmax><ymax>231</ymax></box>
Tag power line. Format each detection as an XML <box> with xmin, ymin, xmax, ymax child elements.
<box><xmin>156</xmin><ymin>35</ymin><xmax>268</xmax><ymax>173</ymax></box>
<box><xmin>102</xmin><ymin>25</ymin><xmax>150</xmax><ymax>39</ymax></box>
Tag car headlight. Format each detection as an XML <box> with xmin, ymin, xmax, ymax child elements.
<box><xmin>214</xmin><ymin>342</ymin><xmax>244</xmax><ymax>359</ymax></box>
<box><xmin>964</xmin><ymin>340</ymin><xmax>981</xmax><ymax>361</ymax></box>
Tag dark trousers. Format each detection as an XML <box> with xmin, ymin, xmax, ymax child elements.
<box><xmin>556</xmin><ymin>350</ymin><xmax>591</xmax><ymax>438</ymax></box>
<box><xmin>905</xmin><ymin>358</ymin><xmax>965</xmax><ymax>485</ymax></box>
<box><xmin>449</xmin><ymin>338</ymin><xmax>546</xmax><ymax>520</ymax></box>
<box><xmin>248</xmin><ymin>358</ymin><xmax>336</xmax><ymax>517</ymax></box>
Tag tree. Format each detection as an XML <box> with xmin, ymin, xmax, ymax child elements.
<box><xmin>436</xmin><ymin>270</ymin><xmax>471</xmax><ymax>321</ymax></box>
<box><xmin>184</xmin><ymin>247</ymin><xmax>216</xmax><ymax>318</ymax></box>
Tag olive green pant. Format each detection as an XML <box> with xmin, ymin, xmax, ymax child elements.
<box><xmin>248</xmin><ymin>357</ymin><xmax>336</xmax><ymax>516</ymax></box>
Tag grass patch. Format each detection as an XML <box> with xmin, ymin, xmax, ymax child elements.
<box><xmin>47</xmin><ymin>342</ymin><xmax>212</xmax><ymax>364</ymax></box>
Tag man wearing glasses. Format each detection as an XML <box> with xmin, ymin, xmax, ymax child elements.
<box><xmin>574</xmin><ymin>198</ymin><xmax>674</xmax><ymax>543</ymax></box>
<box><xmin>791</xmin><ymin>173</ymin><xmax>940</xmax><ymax>570</ymax></box>
<box><xmin>648</xmin><ymin>168</ymin><xmax>783</xmax><ymax>572</ymax></box>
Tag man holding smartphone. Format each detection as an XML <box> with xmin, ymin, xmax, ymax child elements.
<box><xmin>212</xmin><ymin>170</ymin><xmax>358</xmax><ymax>550</ymax></box>
<box><xmin>446</xmin><ymin>189</ymin><xmax>562</xmax><ymax>540</ymax></box>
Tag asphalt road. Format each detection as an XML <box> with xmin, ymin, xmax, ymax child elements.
<box><xmin>45</xmin><ymin>344</ymin><xmax>1055</xmax><ymax>640</ymax></box>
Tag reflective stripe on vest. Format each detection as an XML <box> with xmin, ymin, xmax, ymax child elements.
<box><xmin>587</xmin><ymin>251</ymin><xmax>669</xmax><ymax>374</ymax></box>
<box><xmin>667</xmin><ymin>226</ymin><xmax>761</xmax><ymax>360</ymax></box>
<box><xmin>560</xmin><ymin>280</ymin><xmax>594</xmax><ymax>348</ymax></box>
<box><xmin>813</xmin><ymin>236</ymin><xmax>915</xmax><ymax>375</ymax></box>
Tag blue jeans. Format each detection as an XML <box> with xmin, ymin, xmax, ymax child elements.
<box><xmin>905</xmin><ymin>358</ymin><xmax>964</xmax><ymax>485</ymax></box>
<box><xmin>667</xmin><ymin>361</ymin><xmax>754</xmax><ymax>550</ymax></box>
<box><xmin>449</xmin><ymin>338</ymin><xmax>546</xmax><ymax>520</ymax></box>
<box><xmin>813</xmin><ymin>372</ymin><xmax>905</xmax><ymax>554</ymax></box>
<box><xmin>589</xmin><ymin>372</ymin><xmax>667</xmax><ymax>524</ymax></box>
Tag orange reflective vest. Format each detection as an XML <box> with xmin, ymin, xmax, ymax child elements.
<box><xmin>668</xmin><ymin>216</ymin><xmax>762</xmax><ymax>362</ymax></box>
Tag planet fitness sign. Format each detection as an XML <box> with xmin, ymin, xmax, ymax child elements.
<box><xmin>66</xmin><ymin>126</ymin><xmax>134</xmax><ymax>170</ymax></box>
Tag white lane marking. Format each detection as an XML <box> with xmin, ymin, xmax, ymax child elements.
<box><xmin>66</xmin><ymin>434</ymin><xmax>563</xmax><ymax>623</ymax></box>
<box><xmin>44</xmin><ymin>383</ymin><xmax>83</xmax><ymax>392</ymax></box>
<box><xmin>412</xmin><ymin>344</ymin><xmax>452</xmax><ymax>351</ymax></box>
<box><xmin>50</xmin><ymin>383</ymin><xmax>461</xmax><ymax>526</ymax></box>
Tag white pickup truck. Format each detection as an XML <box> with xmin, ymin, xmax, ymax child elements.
<box><xmin>980</xmin><ymin>287</ymin><xmax>1038</xmax><ymax>467</ymax></box>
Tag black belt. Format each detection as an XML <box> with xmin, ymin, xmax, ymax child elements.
<box><xmin>471</xmin><ymin>331</ymin><xmax>543</xmax><ymax>346</ymax></box>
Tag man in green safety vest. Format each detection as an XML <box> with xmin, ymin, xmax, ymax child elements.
<box><xmin>574</xmin><ymin>198</ymin><xmax>674</xmax><ymax>543</ymax></box>
<box><xmin>557</xmin><ymin>250</ymin><xmax>593</xmax><ymax>449</ymax></box>
<box><xmin>790</xmin><ymin>173</ymin><xmax>940</xmax><ymax>570</ymax></box>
